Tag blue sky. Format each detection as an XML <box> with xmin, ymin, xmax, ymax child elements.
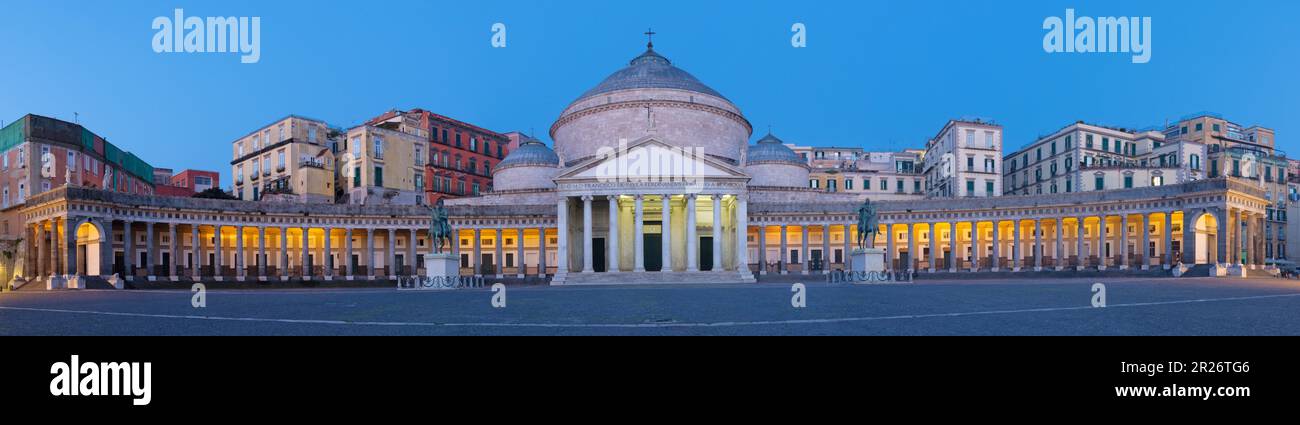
<box><xmin>2</xmin><ymin>0</ymin><xmax>1297</xmax><ymax>183</ymax></box>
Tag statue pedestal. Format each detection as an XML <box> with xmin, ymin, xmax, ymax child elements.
<box><xmin>424</xmin><ymin>253</ymin><xmax>460</xmax><ymax>279</ymax></box>
<box><xmin>851</xmin><ymin>249</ymin><xmax>886</xmax><ymax>273</ymax></box>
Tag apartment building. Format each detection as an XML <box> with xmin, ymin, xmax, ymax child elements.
<box><xmin>808</xmin><ymin>150</ymin><xmax>927</xmax><ymax>200</ymax></box>
<box><xmin>230</xmin><ymin>115</ymin><xmax>340</xmax><ymax>203</ymax></box>
<box><xmin>368</xmin><ymin>109</ymin><xmax>510</xmax><ymax>205</ymax></box>
<box><xmin>339</xmin><ymin>122</ymin><xmax>427</xmax><ymax>205</ymax></box>
<box><xmin>0</xmin><ymin>114</ymin><xmax>155</xmax><ymax>235</ymax></box>
<box><xmin>1002</xmin><ymin>122</ymin><xmax>1202</xmax><ymax>196</ymax></box>
<box><xmin>922</xmin><ymin>119</ymin><xmax>1004</xmax><ymax>198</ymax></box>
<box><xmin>1165</xmin><ymin>114</ymin><xmax>1287</xmax><ymax>260</ymax></box>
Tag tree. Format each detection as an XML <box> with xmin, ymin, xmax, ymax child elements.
<box><xmin>193</xmin><ymin>188</ymin><xmax>238</xmax><ymax>200</ymax></box>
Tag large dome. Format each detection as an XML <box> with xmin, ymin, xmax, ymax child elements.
<box><xmin>493</xmin><ymin>137</ymin><xmax>560</xmax><ymax>191</ymax></box>
<box><xmin>551</xmin><ymin>43</ymin><xmax>752</xmax><ymax>166</ymax></box>
<box><xmin>574</xmin><ymin>47</ymin><xmax>727</xmax><ymax>103</ymax></box>
<box><xmin>744</xmin><ymin>132</ymin><xmax>809</xmax><ymax>188</ymax></box>
<box><xmin>747</xmin><ymin>133</ymin><xmax>804</xmax><ymax>165</ymax></box>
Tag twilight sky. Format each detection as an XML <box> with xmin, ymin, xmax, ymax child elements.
<box><xmin>2</xmin><ymin>0</ymin><xmax>1296</xmax><ymax>185</ymax></box>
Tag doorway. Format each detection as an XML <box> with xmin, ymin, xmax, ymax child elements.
<box><xmin>593</xmin><ymin>238</ymin><xmax>606</xmax><ymax>272</ymax></box>
<box><xmin>644</xmin><ymin>234</ymin><xmax>663</xmax><ymax>272</ymax></box>
<box><xmin>700</xmin><ymin>237</ymin><xmax>713</xmax><ymax>271</ymax></box>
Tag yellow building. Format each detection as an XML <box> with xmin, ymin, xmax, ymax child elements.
<box><xmin>230</xmin><ymin>115</ymin><xmax>339</xmax><ymax>203</ymax></box>
<box><xmin>341</xmin><ymin>125</ymin><xmax>427</xmax><ymax>205</ymax></box>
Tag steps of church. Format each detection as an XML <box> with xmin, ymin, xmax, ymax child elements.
<box><xmin>552</xmin><ymin>270</ymin><xmax>755</xmax><ymax>285</ymax></box>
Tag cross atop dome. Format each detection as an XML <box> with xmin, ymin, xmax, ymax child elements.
<box><xmin>644</xmin><ymin>28</ymin><xmax>656</xmax><ymax>49</ymax></box>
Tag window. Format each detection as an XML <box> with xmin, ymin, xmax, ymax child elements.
<box><xmin>1086</xmin><ymin>134</ymin><xmax>1093</xmax><ymax>148</ymax></box>
<box><xmin>1213</xmin><ymin>123</ymin><xmax>1221</xmax><ymax>132</ymax></box>
<box><xmin>470</xmin><ymin>137</ymin><xmax>478</xmax><ymax>152</ymax></box>
<box><xmin>1189</xmin><ymin>154</ymin><xmax>1201</xmax><ymax>170</ymax></box>
<box><xmin>374</xmin><ymin>166</ymin><xmax>383</xmax><ymax>186</ymax></box>
<box><xmin>350</xmin><ymin>137</ymin><xmax>361</xmax><ymax>157</ymax></box>
<box><xmin>966</xmin><ymin>156</ymin><xmax>974</xmax><ymax>170</ymax></box>
<box><xmin>1095</xmin><ymin>176</ymin><xmax>1105</xmax><ymax>191</ymax></box>
<box><xmin>1195</xmin><ymin>123</ymin><xmax>1203</xmax><ymax>132</ymax></box>
<box><xmin>809</xmin><ymin>179</ymin><xmax>819</xmax><ymax>189</ymax></box>
<box><xmin>455</xmin><ymin>133</ymin><xmax>462</xmax><ymax>148</ymax></box>
<box><xmin>985</xmin><ymin>181</ymin><xmax>994</xmax><ymax>196</ymax></box>
<box><xmin>414</xmin><ymin>172</ymin><xmax>424</xmax><ymax>190</ymax></box>
<box><xmin>1065</xmin><ymin>179</ymin><xmax>1073</xmax><ymax>193</ymax></box>
<box><xmin>914</xmin><ymin>180</ymin><xmax>921</xmax><ymax>193</ymax></box>
<box><xmin>845</xmin><ymin>179</ymin><xmax>853</xmax><ymax>190</ymax></box>
<box><xmin>1065</xmin><ymin>156</ymin><xmax>1073</xmax><ymax>171</ymax></box>
<box><xmin>373</xmin><ymin>137</ymin><xmax>385</xmax><ymax>159</ymax></box>
<box><xmin>1124</xmin><ymin>175</ymin><xmax>1133</xmax><ymax>188</ymax></box>
<box><xmin>415</xmin><ymin>147</ymin><xmax>424</xmax><ymax>166</ymax></box>
<box><xmin>966</xmin><ymin>180</ymin><xmax>975</xmax><ymax>195</ymax></box>
<box><xmin>1151</xmin><ymin>176</ymin><xmax>1164</xmax><ymax>186</ymax></box>
<box><xmin>895</xmin><ymin>179</ymin><xmax>904</xmax><ymax>193</ymax></box>
<box><xmin>277</xmin><ymin>151</ymin><xmax>286</xmax><ymax>170</ymax></box>
<box><xmin>1102</xmin><ymin>138</ymin><xmax>1109</xmax><ymax>152</ymax></box>
<box><xmin>237</xmin><ymin>142</ymin><xmax>243</xmax><ymax>158</ymax></box>
<box><xmin>984</xmin><ymin>131</ymin><xmax>994</xmax><ymax>147</ymax></box>
<box><xmin>1065</xmin><ymin>135</ymin><xmax>1072</xmax><ymax>149</ymax></box>
<box><xmin>827</xmin><ymin>179</ymin><xmax>837</xmax><ymax>192</ymax></box>
<box><xmin>863</xmin><ymin>179</ymin><xmax>870</xmax><ymax>190</ymax></box>
<box><xmin>309</xmin><ymin>126</ymin><xmax>318</xmax><ymax>143</ymax></box>
<box><xmin>879</xmin><ymin>178</ymin><xmax>887</xmax><ymax>190</ymax></box>
<box><xmin>353</xmin><ymin>167</ymin><xmax>361</xmax><ymax>188</ymax></box>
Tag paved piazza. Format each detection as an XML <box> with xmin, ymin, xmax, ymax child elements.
<box><xmin>2</xmin><ymin>277</ymin><xmax>1298</xmax><ymax>335</ymax></box>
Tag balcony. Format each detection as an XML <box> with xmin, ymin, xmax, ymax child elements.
<box><xmin>299</xmin><ymin>158</ymin><xmax>327</xmax><ymax>169</ymax></box>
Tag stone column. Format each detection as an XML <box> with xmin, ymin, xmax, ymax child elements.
<box><xmin>144</xmin><ymin>222</ymin><xmax>155</xmax><ymax>280</ymax></box>
<box><xmin>1119</xmin><ymin>215</ymin><xmax>1129</xmax><ymax>270</ymax></box>
<box><xmin>386</xmin><ymin>228</ymin><xmax>396</xmax><ymax>279</ymax></box>
<box><xmin>842</xmin><ymin>223</ymin><xmax>852</xmax><ymax>269</ymax></box>
<box><xmin>281</xmin><ymin>227</ymin><xmax>290</xmax><ymax>280</ymax></box>
<box><xmin>991</xmin><ymin>221</ymin><xmax>1001</xmax><ymax>272</ymax></box>
<box><xmin>192</xmin><ymin>225</ymin><xmax>202</xmax><ymax>280</ymax></box>
<box><xmin>779</xmin><ymin>225</ymin><xmax>789</xmax><ymax>274</ymax></box>
<box><xmin>633</xmin><ymin>195</ymin><xmax>644</xmax><ymax>272</ymax></box>
<box><xmin>33</xmin><ymin>224</ymin><xmax>42</xmax><ymax>278</ymax></box>
<box><xmin>362</xmin><ymin>228</ymin><xmax>374</xmax><ymax>279</ymax></box>
<box><xmin>235</xmin><ymin>225</ymin><xmax>245</xmax><ymax>281</ymax></box>
<box><xmin>927</xmin><ymin>223</ymin><xmax>937</xmax><ymax>272</ymax></box>
<box><xmin>801</xmin><ymin>223</ymin><xmax>811</xmax><ymax>274</ymax></box>
<box><xmin>1076</xmin><ymin>218</ymin><xmax>1086</xmax><ymax>271</ymax></box>
<box><xmin>735</xmin><ymin>196</ymin><xmax>749</xmax><ymax>276</ymax></box>
<box><xmin>758</xmin><ymin>225</ymin><xmax>768</xmax><ymax>275</ymax></box>
<box><xmin>301</xmin><ymin>227</ymin><xmax>310</xmax><ymax>278</ymax></box>
<box><xmin>516</xmin><ymin>228</ymin><xmax>526</xmax><ymax>278</ymax></box>
<box><xmin>712</xmin><ymin>195</ymin><xmax>723</xmax><ymax>271</ymax></box>
<box><xmin>1095</xmin><ymin>217</ymin><xmax>1105</xmax><ymax>270</ymax></box>
<box><xmin>1164</xmin><ymin>212</ymin><xmax>1174</xmax><ymax>268</ymax></box>
<box><xmin>537</xmin><ymin>227</ymin><xmax>547</xmax><ymax>277</ymax></box>
<box><xmin>257</xmin><ymin>227</ymin><xmax>267</xmax><ymax>280</ymax></box>
<box><xmin>1215</xmin><ymin>209</ymin><xmax>1227</xmax><ymax>264</ymax></box>
<box><xmin>1012</xmin><ymin>220</ymin><xmax>1022</xmax><ymax>272</ymax></box>
<box><xmin>472</xmin><ymin>228</ymin><xmax>482</xmax><ymax>277</ymax></box>
<box><xmin>822</xmin><ymin>223</ymin><xmax>832</xmax><ymax>274</ymax></box>
<box><xmin>343</xmin><ymin>228</ymin><xmax>352</xmax><ymax>279</ymax></box>
<box><xmin>1053</xmin><ymin>219</ymin><xmax>1062</xmax><ymax>271</ymax></box>
<box><xmin>949</xmin><ymin>221</ymin><xmax>959</xmax><ymax>273</ymax></box>
<box><xmin>63</xmin><ymin>218</ymin><xmax>77</xmax><ymax>276</ymax></box>
<box><xmin>582</xmin><ymin>195</ymin><xmax>594</xmax><ymax>273</ymax></box>
<box><xmin>124</xmin><ymin>220</ymin><xmax>134</xmax><ymax>280</ymax></box>
<box><xmin>324</xmin><ymin>227</ymin><xmax>333</xmax><ymax>279</ymax></box>
<box><xmin>661</xmin><ymin>195</ymin><xmax>672</xmax><ymax>272</ymax></box>
<box><xmin>557</xmin><ymin>197</ymin><xmax>569</xmax><ymax>276</ymax></box>
<box><xmin>1139</xmin><ymin>214</ymin><xmax>1150</xmax><ymax>270</ymax></box>
<box><xmin>969</xmin><ymin>221</ymin><xmax>978</xmax><ymax>272</ymax></box>
<box><xmin>494</xmin><ymin>228</ymin><xmax>504</xmax><ymax>278</ymax></box>
<box><xmin>906</xmin><ymin>223</ymin><xmax>916</xmax><ymax>272</ymax></box>
<box><xmin>608</xmin><ymin>196</ymin><xmax>621</xmax><ymax>273</ymax></box>
<box><xmin>1032</xmin><ymin>220</ymin><xmax>1042</xmax><ymax>271</ymax></box>
<box><xmin>169</xmin><ymin>223</ymin><xmax>178</xmax><ymax>280</ymax></box>
<box><xmin>685</xmin><ymin>194</ymin><xmax>698</xmax><ymax>272</ymax></box>
<box><xmin>215</xmin><ymin>225</ymin><xmax>225</xmax><ymax>280</ymax></box>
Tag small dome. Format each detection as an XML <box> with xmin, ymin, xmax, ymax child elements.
<box><xmin>574</xmin><ymin>46</ymin><xmax>727</xmax><ymax>102</ymax></box>
<box><xmin>746</xmin><ymin>133</ymin><xmax>805</xmax><ymax>166</ymax></box>
<box><xmin>497</xmin><ymin>138</ymin><xmax>560</xmax><ymax>171</ymax></box>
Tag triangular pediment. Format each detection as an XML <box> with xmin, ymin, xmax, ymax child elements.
<box><xmin>556</xmin><ymin>136</ymin><xmax>748</xmax><ymax>182</ymax></box>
